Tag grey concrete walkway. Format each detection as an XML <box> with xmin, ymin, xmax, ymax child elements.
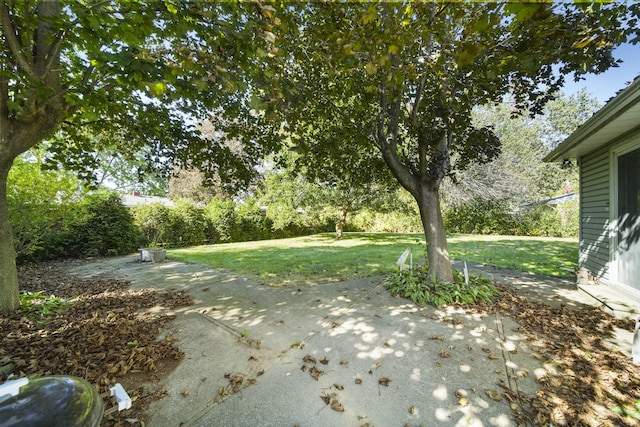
<box><xmin>70</xmin><ymin>256</ymin><xmax>637</xmax><ymax>427</ymax></box>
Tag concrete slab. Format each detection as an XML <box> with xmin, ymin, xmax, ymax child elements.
<box><xmin>578</xmin><ymin>283</ymin><xmax>639</xmax><ymax>320</ymax></box>
<box><xmin>68</xmin><ymin>255</ymin><xmax>632</xmax><ymax>427</ymax></box>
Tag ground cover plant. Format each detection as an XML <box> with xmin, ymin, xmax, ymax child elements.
<box><xmin>168</xmin><ymin>232</ymin><xmax>577</xmax><ymax>286</ymax></box>
<box><xmin>383</xmin><ymin>266</ymin><xmax>500</xmax><ymax>306</ymax></box>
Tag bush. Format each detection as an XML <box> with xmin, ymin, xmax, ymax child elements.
<box><xmin>234</xmin><ymin>198</ymin><xmax>272</xmax><ymax>242</ymax></box>
<box><xmin>443</xmin><ymin>199</ymin><xmax>520</xmax><ymax>235</ymax></box>
<box><xmin>383</xmin><ymin>266</ymin><xmax>500</xmax><ymax>306</ymax></box>
<box><xmin>132</xmin><ymin>202</ymin><xmax>171</xmax><ymax>247</ymax></box>
<box><xmin>65</xmin><ymin>191</ymin><xmax>141</xmax><ymax>257</ymax></box>
<box><xmin>523</xmin><ymin>199</ymin><xmax>579</xmax><ymax>238</ymax></box>
<box><xmin>9</xmin><ymin>155</ymin><xmax>87</xmax><ymax>262</ymax></box>
<box><xmin>204</xmin><ymin>198</ymin><xmax>237</xmax><ymax>243</ymax></box>
<box><xmin>166</xmin><ymin>199</ymin><xmax>207</xmax><ymax>247</ymax></box>
<box><xmin>350</xmin><ymin>209</ymin><xmax>422</xmax><ymax>233</ymax></box>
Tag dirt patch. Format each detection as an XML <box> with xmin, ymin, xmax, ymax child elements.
<box><xmin>1</xmin><ymin>260</ymin><xmax>192</xmax><ymax>426</ymax></box>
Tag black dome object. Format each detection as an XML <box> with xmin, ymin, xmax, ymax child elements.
<box><xmin>0</xmin><ymin>376</ymin><xmax>103</xmax><ymax>427</ymax></box>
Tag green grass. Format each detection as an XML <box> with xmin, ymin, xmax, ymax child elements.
<box><xmin>168</xmin><ymin>232</ymin><xmax>578</xmax><ymax>287</ymax></box>
<box><xmin>447</xmin><ymin>234</ymin><xmax>578</xmax><ymax>277</ymax></box>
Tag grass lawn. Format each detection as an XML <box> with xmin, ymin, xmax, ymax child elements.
<box><xmin>168</xmin><ymin>232</ymin><xmax>578</xmax><ymax>286</ymax></box>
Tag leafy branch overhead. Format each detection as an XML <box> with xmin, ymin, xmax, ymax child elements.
<box><xmin>255</xmin><ymin>2</ymin><xmax>638</xmax><ymax>283</ymax></box>
<box><xmin>0</xmin><ymin>1</ymin><xmax>282</xmax><ymax>312</ymax></box>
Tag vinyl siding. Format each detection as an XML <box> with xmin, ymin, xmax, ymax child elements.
<box><xmin>579</xmin><ymin>145</ymin><xmax>611</xmax><ymax>284</ymax></box>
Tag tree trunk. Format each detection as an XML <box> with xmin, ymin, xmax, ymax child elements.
<box><xmin>416</xmin><ymin>184</ymin><xmax>454</xmax><ymax>282</ymax></box>
<box><xmin>0</xmin><ymin>160</ymin><xmax>19</xmax><ymax>314</ymax></box>
<box><xmin>335</xmin><ymin>207</ymin><xmax>347</xmax><ymax>240</ymax></box>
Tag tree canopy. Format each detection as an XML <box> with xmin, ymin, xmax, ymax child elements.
<box><xmin>256</xmin><ymin>2</ymin><xmax>637</xmax><ymax>281</ymax></box>
<box><xmin>0</xmin><ymin>0</ymin><xmax>280</xmax><ymax>312</ymax></box>
<box><xmin>1</xmin><ymin>1</ymin><xmax>638</xmax><ymax>312</ymax></box>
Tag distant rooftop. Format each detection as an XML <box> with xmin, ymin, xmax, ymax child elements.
<box><xmin>121</xmin><ymin>193</ymin><xmax>174</xmax><ymax>208</ymax></box>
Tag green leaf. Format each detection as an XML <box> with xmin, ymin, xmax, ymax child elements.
<box><xmin>164</xmin><ymin>1</ymin><xmax>178</xmax><ymax>14</ymax></box>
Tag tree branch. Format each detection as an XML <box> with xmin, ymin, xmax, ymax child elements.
<box><xmin>0</xmin><ymin>0</ymin><xmax>37</xmax><ymax>80</ymax></box>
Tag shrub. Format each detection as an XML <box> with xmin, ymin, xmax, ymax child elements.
<box><xmin>383</xmin><ymin>266</ymin><xmax>500</xmax><ymax>306</ymax></box>
<box><xmin>350</xmin><ymin>209</ymin><xmax>422</xmax><ymax>233</ymax></box>
<box><xmin>132</xmin><ymin>202</ymin><xmax>171</xmax><ymax>247</ymax></box>
<box><xmin>234</xmin><ymin>198</ymin><xmax>272</xmax><ymax>242</ymax></box>
<box><xmin>66</xmin><ymin>191</ymin><xmax>141</xmax><ymax>257</ymax></box>
<box><xmin>204</xmin><ymin>198</ymin><xmax>237</xmax><ymax>243</ymax></box>
<box><xmin>166</xmin><ymin>199</ymin><xmax>207</xmax><ymax>247</ymax></box>
<box><xmin>443</xmin><ymin>199</ymin><xmax>518</xmax><ymax>235</ymax></box>
<box><xmin>9</xmin><ymin>155</ymin><xmax>87</xmax><ymax>262</ymax></box>
<box><xmin>523</xmin><ymin>199</ymin><xmax>579</xmax><ymax>238</ymax></box>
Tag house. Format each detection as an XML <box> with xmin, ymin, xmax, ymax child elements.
<box><xmin>544</xmin><ymin>77</ymin><xmax>640</xmax><ymax>301</ymax></box>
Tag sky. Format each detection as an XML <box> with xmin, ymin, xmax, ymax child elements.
<box><xmin>561</xmin><ymin>43</ymin><xmax>640</xmax><ymax>104</ymax></box>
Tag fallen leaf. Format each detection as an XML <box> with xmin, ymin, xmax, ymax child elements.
<box><xmin>355</xmin><ymin>378</ymin><xmax>362</xmax><ymax>385</ymax></box>
<box><xmin>181</xmin><ymin>390</ymin><xmax>190</xmax><ymax>397</ymax></box>
<box><xmin>333</xmin><ymin>383</ymin><xmax>344</xmax><ymax>390</ymax></box>
<box><xmin>439</xmin><ymin>348</ymin><xmax>451</xmax><ymax>358</ymax></box>
<box><xmin>429</xmin><ymin>335</ymin><xmax>445</xmax><ymax>341</ymax></box>
<box><xmin>409</xmin><ymin>405</ymin><xmax>416</xmax><ymax>414</ymax></box>
<box><xmin>330</xmin><ymin>400</ymin><xmax>344</xmax><ymax>412</ymax></box>
<box><xmin>320</xmin><ymin>393</ymin><xmax>331</xmax><ymax>405</ymax></box>
<box><xmin>485</xmin><ymin>390</ymin><xmax>504</xmax><ymax>402</ymax></box>
<box><xmin>339</xmin><ymin>359</ymin><xmax>349</xmax><ymax>365</ymax></box>
<box><xmin>303</xmin><ymin>355</ymin><xmax>317</xmax><ymax>364</ymax></box>
<box><xmin>310</xmin><ymin>366</ymin><xmax>323</xmax><ymax>381</ymax></box>
<box><xmin>320</xmin><ymin>357</ymin><xmax>329</xmax><ymax>365</ymax></box>
<box><xmin>458</xmin><ymin>397</ymin><xmax>469</xmax><ymax>407</ymax></box>
<box><xmin>378</xmin><ymin>377</ymin><xmax>391</xmax><ymax>386</ymax></box>
<box><xmin>488</xmin><ymin>354</ymin><xmax>499</xmax><ymax>360</ymax></box>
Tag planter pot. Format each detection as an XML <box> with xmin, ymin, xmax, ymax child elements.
<box><xmin>139</xmin><ymin>248</ymin><xmax>166</xmax><ymax>263</ymax></box>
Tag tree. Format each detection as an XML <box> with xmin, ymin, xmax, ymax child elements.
<box><xmin>444</xmin><ymin>90</ymin><xmax>601</xmax><ymax>207</ymax></box>
<box><xmin>168</xmin><ymin>167</ymin><xmax>221</xmax><ymax>205</ymax></box>
<box><xmin>0</xmin><ymin>1</ymin><xmax>279</xmax><ymax>312</ymax></box>
<box><xmin>260</xmin><ymin>2</ymin><xmax>636</xmax><ymax>282</ymax></box>
<box><xmin>92</xmin><ymin>148</ymin><xmax>169</xmax><ymax>197</ymax></box>
<box><xmin>542</xmin><ymin>89</ymin><xmax>604</xmax><ymax>150</ymax></box>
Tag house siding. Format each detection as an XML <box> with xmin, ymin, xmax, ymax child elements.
<box><xmin>579</xmin><ymin>145</ymin><xmax>611</xmax><ymax>284</ymax></box>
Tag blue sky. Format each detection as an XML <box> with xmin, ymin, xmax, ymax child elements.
<box><xmin>561</xmin><ymin>43</ymin><xmax>640</xmax><ymax>103</ymax></box>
